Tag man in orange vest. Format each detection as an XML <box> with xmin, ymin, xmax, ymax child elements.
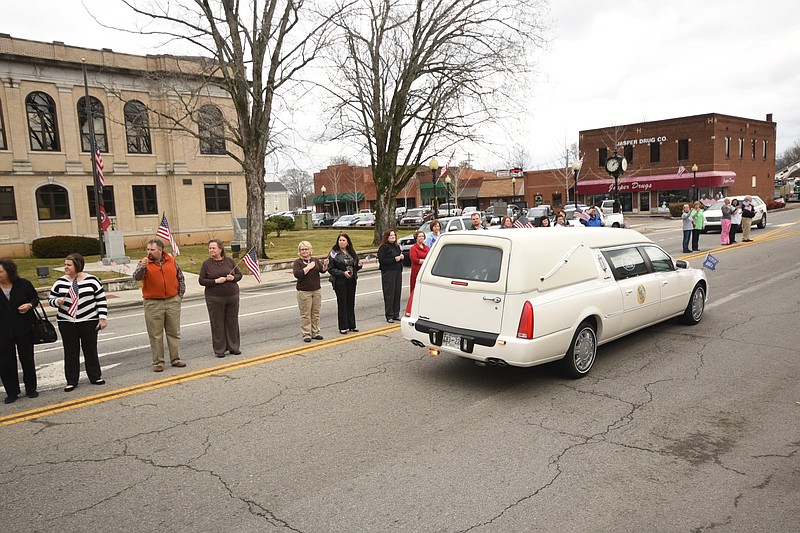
<box><xmin>133</xmin><ymin>239</ymin><xmax>187</xmax><ymax>372</ymax></box>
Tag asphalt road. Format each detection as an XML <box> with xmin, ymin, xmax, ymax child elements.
<box><xmin>1</xmin><ymin>209</ymin><xmax>799</xmax><ymax>532</ymax></box>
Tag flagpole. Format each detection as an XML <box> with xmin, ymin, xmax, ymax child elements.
<box><xmin>82</xmin><ymin>59</ymin><xmax>106</xmax><ymax>260</ymax></box>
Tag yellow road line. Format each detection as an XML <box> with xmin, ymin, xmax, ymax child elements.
<box><xmin>0</xmin><ymin>323</ymin><xmax>400</xmax><ymax>428</ymax></box>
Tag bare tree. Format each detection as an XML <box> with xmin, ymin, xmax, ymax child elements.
<box><xmin>325</xmin><ymin>0</ymin><xmax>547</xmax><ymax>243</ymax></box>
<box><xmin>776</xmin><ymin>139</ymin><xmax>800</xmax><ymax>170</ymax></box>
<box><xmin>278</xmin><ymin>168</ymin><xmax>313</xmax><ymax>208</ymax></box>
<box><xmin>108</xmin><ymin>0</ymin><xmax>337</xmax><ymax>257</ymax></box>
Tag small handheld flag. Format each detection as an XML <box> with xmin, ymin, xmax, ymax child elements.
<box><xmin>67</xmin><ymin>278</ymin><xmax>80</xmax><ymax>317</ymax></box>
<box><xmin>702</xmin><ymin>253</ymin><xmax>720</xmax><ymax>271</ymax></box>
<box><xmin>242</xmin><ymin>248</ymin><xmax>262</xmax><ymax>283</ymax></box>
<box><xmin>156</xmin><ymin>213</ymin><xmax>180</xmax><ymax>255</ymax></box>
<box><xmin>512</xmin><ymin>215</ymin><xmax>534</xmax><ymax>228</ymax></box>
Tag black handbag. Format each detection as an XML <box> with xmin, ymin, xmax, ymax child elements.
<box><xmin>32</xmin><ymin>302</ymin><xmax>58</xmax><ymax>344</ymax></box>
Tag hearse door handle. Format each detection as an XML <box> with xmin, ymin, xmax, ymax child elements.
<box><xmin>662</xmin><ymin>280</ymin><xmax>669</xmax><ymax>286</ymax></box>
<box><xmin>625</xmin><ymin>289</ymin><xmax>633</xmax><ymax>295</ymax></box>
<box><xmin>483</xmin><ymin>296</ymin><xmax>502</xmax><ymax>303</ymax></box>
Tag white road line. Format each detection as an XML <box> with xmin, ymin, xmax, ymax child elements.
<box><xmin>707</xmin><ymin>270</ymin><xmax>796</xmax><ymax>309</ymax></box>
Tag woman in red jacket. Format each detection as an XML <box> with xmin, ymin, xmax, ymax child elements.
<box><xmin>408</xmin><ymin>230</ymin><xmax>429</xmax><ymax>296</ymax></box>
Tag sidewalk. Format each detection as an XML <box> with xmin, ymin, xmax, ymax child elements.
<box><xmin>93</xmin><ymin>259</ymin><xmax>381</xmax><ymax>310</ymax></box>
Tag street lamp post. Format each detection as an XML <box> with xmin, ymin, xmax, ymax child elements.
<box><xmin>302</xmin><ymin>193</ymin><xmax>306</xmax><ymax>209</ymax></box>
<box><xmin>429</xmin><ymin>158</ymin><xmax>439</xmax><ymax>219</ymax></box>
<box><xmin>571</xmin><ymin>159</ymin><xmax>582</xmax><ymax>209</ymax></box>
<box><xmin>444</xmin><ymin>176</ymin><xmax>452</xmax><ymax>215</ymax></box>
<box><xmin>691</xmin><ymin>163</ymin><xmax>698</xmax><ymax>202</ymax></box>
<box><xmin>320</xmin><ymin>185</ymin><xmax>327</xmax><ymax>213</ymax></box>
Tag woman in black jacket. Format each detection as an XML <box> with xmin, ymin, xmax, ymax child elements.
<box><xmin>0</xmin><ymin>259</ymin><xmax>40</xmax><ymax>403</ymax></box>
<box><xmin>377</xmin><ymin>229</ymin><xmax>404</xmax><ymax>323</ymax></box>
<box><xmin>328</xmin><ymin>233</ymin><xmax>363</xmax><ymax>334</ymax></box>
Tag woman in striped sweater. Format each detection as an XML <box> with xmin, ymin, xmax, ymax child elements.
<box><xmin>48</xmin><ymin>253</ymin><xmax>108</xmax><ymax>392</ymax></box>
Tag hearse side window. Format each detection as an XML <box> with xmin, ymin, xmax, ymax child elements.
<box><xmin>602</xmin><ymin>248</ymin><xmax>649</xmax><ymax>280</ymax></box>
<box><xmin>449</xmin><ymin>219</ymin><xmax>463</xmax><ymax>231</ymax></box>
<box><xmin>431</xmin><ymin>244</ymin><xmax>502</xmax><ymax>282</ymax></box>
<box><xmin>641</xmin><ymin>246</ymin><xmax>675</xmax><ymax>272</ymax></box>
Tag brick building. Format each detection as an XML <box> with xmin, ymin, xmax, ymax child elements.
<box><xmin>521</xmin><ymin>113</ymin><xmax>777</xmax><ymax>212</ymax></box>
<box><xmin>312</xmin><ymin>164</ymin><xmax>495</xmax><ymax>214</ymax></box>
<box><xmin>0</xmin><ymin>35</ymin><xmax>246</xmax><ymax>257</ymax></box>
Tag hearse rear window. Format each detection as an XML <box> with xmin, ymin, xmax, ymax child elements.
<box><xmin>431</xmin><ymin>244</ymin><xmax>502</xmax><ymax>282</ymax></box>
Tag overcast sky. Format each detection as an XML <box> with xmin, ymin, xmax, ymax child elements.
<box><xmin>4</xmin><ymin>0</ymin><xmax>798</xmax><ymax>175</ymax></box>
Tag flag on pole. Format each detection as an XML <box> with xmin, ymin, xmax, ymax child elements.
<box><xmin>156</xmin><ymin>213</ymin><xmax>180</xmax><ymax>255</ymax></box>
<box><xmin>677</xmin><ymin>164</ymin><xmax>686</xmax><ymax>177</ymax></box>
<box><xmin>67</xmin><ymin>278</ymin><xmax>80</xmax><ymax>317</ymax></box>
<box><xmin>442</xmin><ymin>151</ymin><xmax>455</xmax><ymax>179</ymax></box>
<box><xmin>95</xmin><ymin>140</ymin><xmax>105</xmax><ymax>187</ymax></box>
<box><xmin>242</xmin><ymin>248</ymin><xmax>262</xmax><ymax>283</ymax></box>
<box><xmin>99</xmin><ymin>205</ymin><xmax>111</xmax><ymax>232</ymax></box>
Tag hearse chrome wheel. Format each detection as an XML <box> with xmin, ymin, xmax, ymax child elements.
<box><xmin>563</xmin><ymin>321</ymin><xmax>597</xmax><ymax>378</ymax></box>
<box><xmin>682</xmin><ymin>284</ymin><xmax>705</xmax><ymax>325</ymax></box>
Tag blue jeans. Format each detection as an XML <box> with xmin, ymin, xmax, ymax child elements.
<box><xmin>682</xmin><ymin>230</ymin><xmax>692</xmax><ymax>252</ymax></box>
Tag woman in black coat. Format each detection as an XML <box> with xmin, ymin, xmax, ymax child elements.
<box><xmin>328</xmin><ymin>233</ymin><xmax>363</xmax><ymax>334</ymax></box>
<box><xmin>0</xmin><ymin>259</ymin><xmax>39</xmax><ymax>404</ymax></box>
<box><xmin>377</xmin><ymin>229</ymin><xmax>404</xmax><ymax>323</ymax></box>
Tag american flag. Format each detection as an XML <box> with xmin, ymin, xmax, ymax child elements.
<box><xmin>95</xmin><ymin>140</ymin><xmax>105</xmax><ymax>187</ymax></box>
<box><xmin>67</xmin><ymin>278</ymin><xmax>80</xmax><ymax>317</ymax></box>
<box><xmin>242</xmin><ymin>248</ymin><xmax>262</xmax><ymax>283</ymax></box>
<box><xmin>441</xmin><ymin>151</ymin><xmax>455</xmax><ymax>180</ymax></box>
<box><xmin>512</xmin><ymin>215</ymin><xmax>534</xmax><ymax>228</ymax></box>
<box><xmin>574</xmin><ymin>209</ymin><xmax>591</xmax><ymax>221</ymax></box>
<box><xmin>677</xmin><ymin>164</ymin><xmax>686</xmax><ymax>177</ymax></box>
<box><xmin>156</xmin><ymin>213</ymin><xmax>180</xmax><ymax>255</ymax></box>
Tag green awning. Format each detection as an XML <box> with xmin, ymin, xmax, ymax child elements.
<box><xmin>313</xmin><ymin>192</ymin><xmax>364</xmax><ymax>204</ymax></box>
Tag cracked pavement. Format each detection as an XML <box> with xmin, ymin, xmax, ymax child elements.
<box><xmin>1</xmin><ymin>225</ymin><xmax>799</xmax><ymax>532</ymax></box>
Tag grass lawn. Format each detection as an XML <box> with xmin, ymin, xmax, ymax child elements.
<box><xmin>11</xmin><ymin>228</ymin><xmax>380</xmax><ymax>288</ymax></box>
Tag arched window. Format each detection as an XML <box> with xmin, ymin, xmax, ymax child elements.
<box><xmin>124</xmin><ymin>100</ymin><xmax>152</xmax><ymax>154</ymax></box>
<box><xmin>77</xmin><ymin>96</ymin><xmax>108</xmax><ymax>152</ymax></box>
<box><xmin>26</xmin><ymin>92</ymin><xmax>60</xmax><ymax>151</ymax></box>
<box><xmin>36</xmin><ymin>184</ymin><xmax>70</xmax><ymax>220</ymax></box>
<box><xmin>197</xmin><ymin>104</ymin><xmax>226</xmax><ymax>155</ymax></box>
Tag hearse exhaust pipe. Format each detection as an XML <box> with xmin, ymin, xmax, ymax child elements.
<box><xmin>486</xmin><ymin>358</ymin><xmax>508</xmax><ymax>367</ymax></box>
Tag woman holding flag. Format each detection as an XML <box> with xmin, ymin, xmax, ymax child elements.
<box><xmin>48</xmin><ymin>253</ymin><xmax>107</xmax><ymax>392</ymax></box>
<box><xmin>198</xmin><ymin>239</ymin><xmax>242</xmax><ymax>357</ymax></box>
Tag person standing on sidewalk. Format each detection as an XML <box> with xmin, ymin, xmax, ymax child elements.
<box><xmin>720</xmin><ymin>198</ymin><xmax>732</xmax><ymax>245</ymax></box>
<box><xmin>133</xmin><ymin>239</ymin><xmax>186</xmax><ymax>372</ymax></box>
<box><xmin>328</xmin><ymin>233</ymin><xmax>362</xmax><ymax>334</ymax></box>
<box><xmin>292</xmin><ymin>241</ymin><xmax>327</xmax><ymax>343</ymax></box>
<box><xmin>680</xmin><ymin>204</ymin><xmax>693</xmax><ymax>253</ymax></box>
<box><xmin>729</xmin><ymin>198</ymin><xmax>742</xmax><ymax>243</ymax></box>
<box><xmin>0</xmin><ymin>259</ymin><xmax>39</xmax><ymax>403</ymax></box>
<box><xmin>378</xmin><ymin>229</ymin><xmax>404</xmax><ymax>323</ymax></box>
<box><xmin>198</xmin><ymin>239</ymin><xmax>242</xmax><ymax>357</ymax></box>
<box><xmin>740</xmin><ymin>195</ymin><xmax>756</xmax><ymax>242</ymax></box>
<box><xmin>49</xmin><ymin>253</ymin><xmax>107</xmax><ymax>392</ymax></box>
<box><xmin>690</xmin><ymin>201</ymin><xmax>705</xmax><ymax>252</ymax></box>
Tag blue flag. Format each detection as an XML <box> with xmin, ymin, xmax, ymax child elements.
<box><xmin>703</xmin><ymin>253</ymin><xmax>720</xmax><ymax>271</ymax></box>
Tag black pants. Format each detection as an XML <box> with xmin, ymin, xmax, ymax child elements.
<box><xmin>381</xmin><ymin>269</ymin><xmax>403</xmax><ymax>320</ymax></box>
<box><xmin>0</xmin><ymin>333</ymin><xmax>36</xmax><ymax>397</ymax></box>
<box><xmin>58</xmin><ymin>320</ymin><xmax>102</xmax><ymax>386</ymax></box>
<box><xmin>691</xmin><ymin>229</ymin><xmax>701</xmax><ymax>251</ymax></box>
<box><xmin>729</xmin><ymin>223</ymin><xmax>740</xmax><ymax>243</ymax></box>
<box><xmin>333</xmin><ymin>281</ymin><xmax>357</xmax><ymax>331</ymax></box>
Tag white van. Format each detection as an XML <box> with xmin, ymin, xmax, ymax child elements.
<box><xmin>401</xmin><ymin>228</ymin><xmax>707</xmax><ymax>377</ymax></box>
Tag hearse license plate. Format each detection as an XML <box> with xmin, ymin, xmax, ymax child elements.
<box><xmin>442</xmin><ymin>332</ymin><xmax>461</xmax><ymax>350</ymax></box>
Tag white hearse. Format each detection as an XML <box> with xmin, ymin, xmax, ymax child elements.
<box><xmin>401</xmin><ymin>228</ymin><xmax>708</xmax><ymax>377</ymax></box>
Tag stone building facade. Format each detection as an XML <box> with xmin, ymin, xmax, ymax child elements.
<box><xmin>0</xmin><ymin>35</ymin><xmax>246</xmax><ymax>257</ymax></box>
